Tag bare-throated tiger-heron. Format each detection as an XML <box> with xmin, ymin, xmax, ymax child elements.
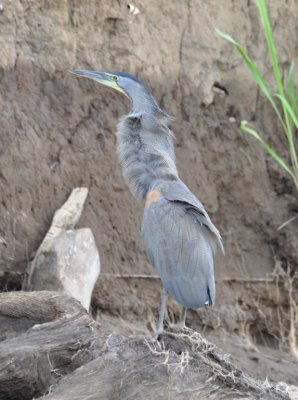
<box><xmin>71</xmin><ymin>70</ymin><xmax>224</xmax><ymax>336</ymax></box>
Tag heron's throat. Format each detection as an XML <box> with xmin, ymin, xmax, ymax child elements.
<box><xmin>116</xmin><ymin>116</ymin><xmax>178</xmax><ymax>200</ymax></box>
<box><xmin>129</xmin><ymin>85</ymin><xmax>161</xmax><ymax>115</ymax></box>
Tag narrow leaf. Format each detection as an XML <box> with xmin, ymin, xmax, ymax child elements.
<box><xmin>240</xmin><ymin>121</ymin><xmax>295</xmax><ymax>178</ymax></box>
<box><xmin>257</xmin><ymin>0</ymin><xmax>284</xmax><ymax>98</ymax></box>
<box><xmin>276</xmin><ymin>95</ymin><xmax>298</xmax><ymax>130</ymax></box>
<box><xmin>215</xmin><ymin>29</ymin><xmax>285</xmax><ymax>130</ymax></box>
<box><xmin>287</xmin><ymin>62</ymin><xmax>298</xmax><ymax>117</ymax></box>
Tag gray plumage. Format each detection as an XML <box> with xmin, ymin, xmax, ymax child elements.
<box><xmin>117</xmin><ymin>108</ymin><xmax>223</xmax><ymax>309</ymax></box>
<box><xmin>71</xmin><ymin>69</ymin><xmax>224</xmax><ymax>335</ymax></box>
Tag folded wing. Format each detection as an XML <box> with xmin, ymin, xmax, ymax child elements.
<box><xmin>142</xmin><ymin>195</ymin><xmax>217</xmax><ymax>309</ymax></box>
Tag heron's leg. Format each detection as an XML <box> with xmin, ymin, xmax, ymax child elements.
<box><xmin>180</xmin><ymin>306</ymin><xmax>187</xmax><ymax>327</ymax></box>
<box><xmin>177</xmin><ymin>306</ymin><xmax>187</xmax><ymax>329</ymax></box>
<box><xmin>155</xmin><ymin>288</ymin><xmax>167</xmax><ymax>338</ymax></box>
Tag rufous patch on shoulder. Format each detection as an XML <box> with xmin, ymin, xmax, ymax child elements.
<box><xmin>145</xmin><ymin>189</ymin><xmax>162</xmax><ymax>207</ymax></box>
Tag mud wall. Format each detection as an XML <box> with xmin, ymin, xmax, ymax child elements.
<box><xmin>0</xmin><ymin>1</ymin><xmax>297</xmax><ymax>302</ymax></box>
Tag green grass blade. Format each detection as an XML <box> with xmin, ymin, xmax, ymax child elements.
<box><xmin>240</xmin><ymin>121</ymin><xmax>295</xmax><ymax>178</ymax></box>
<box><xmin>240</xmin><ymin>121</ymin><xmax>263</xmax><ymax>142</ymax></box>
<box><xmin>215</xmin><ymin>29</ymin><xmax>285</xmax><ymax>131</ymax></box>
<box><xmin>215</xmin><ymin>29</ymin><xmax>237</xmax><ymax>46</ymax></box>
<box><xmin>216</xmin><ymin>4</ymin><xmax>298</xmax><ymax>192</ymax></box>
<box><xmin>257</xmin><ymin>0</ymin><xmax>293</xmax><ymax>140</ymax></box>
<box><xmin>276</xmin><ymin>95</ymin><xmax>298</xmax><ymax>130</ymax></box>
<box><xmin>287</xmin><ymin>62</ymin><xmax>298</xmax><ymax>117</ymax></box>
<box><xmin>275</xmin><ymin>94</ymin><xmax>298</xmax><ymax>180</ymax></box>
<box><xmin>257</xmin><ymin>0</ymin><xmax>284</xmax><ymax>98</ymax></box>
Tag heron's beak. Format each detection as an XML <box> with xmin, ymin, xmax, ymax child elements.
<box><xmin>70</xmin><ymin>69</ymin><xmax>128</xmax><ymax>97</ymax></box>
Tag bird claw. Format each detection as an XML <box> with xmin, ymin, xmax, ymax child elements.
<box><xmin>170</xmin><ymin>322</ymin><xmax>191</xmax><ymax>334</ymax></box>
<box><xmin>175</xmin><ymin>321</ymin><xmax>187</xmax><ymax>330</ymax></box>
<box><xmin>154</xmin><ymin>328</ymin><xmax>164</xmax><ymax>340</ymax></box>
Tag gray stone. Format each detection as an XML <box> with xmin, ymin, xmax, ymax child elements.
<box><xmin>29</xmin><ymin>228</ymin><xmax>100</xmax><ymax>311</ymax></box>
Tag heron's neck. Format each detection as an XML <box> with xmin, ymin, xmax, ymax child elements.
<box><xmin>129</xmin><ymin>84</ymin><xmax>160</xmax><ymax>116</ymax></box>
<box><xmin>116</xmin><ymin>114</ymin><xmax>178</xmax><ymax>200</ymax></box>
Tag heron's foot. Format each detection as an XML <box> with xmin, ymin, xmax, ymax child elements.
<box><xmin>176</xmin><ymin>306</ymin><xmax>188</xmax><ymax>331</ymax></box>
<box><xmin>172</xmin><ymin>305</ymin><xmax>190</xmax><ymax>332</ymax></box>
<box><xmin>175</xmin><ymin>320</ymin><xmax>187</xmax><ymax>330</ymax></box>
<box><xmin>154</xmin><ymin>327</ymin><xmax>164</xmax><ymax>340</ymax></box>
<box><xmin>172</xmin><ymin>321</ymin><xmax>191</xmax><ymax>332</ymax></box>
<box><xmin>168</xmin><ymin>323</ymin><xmax>191</xmax><ymax>335</ymax></box>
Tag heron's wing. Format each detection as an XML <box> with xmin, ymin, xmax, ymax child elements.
<box><xmin>142</xmin><ymin>197</ymin><xmax>215</xmax><ymax>308</ymax></box>
<box><xmin>163</xmin><ymin>180</ymin><xmax>224</xmax><ymax>254</ymax></box>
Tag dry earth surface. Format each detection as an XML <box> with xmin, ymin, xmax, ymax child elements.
<box><xmin>0</xmin><ymin>0</ymin><xmax>298</xmax><ymax>398</ymax></box>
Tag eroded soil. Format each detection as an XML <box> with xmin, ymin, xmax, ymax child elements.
<box><xmin>0</xmin><ymin>0</ymin><xmax>297</xmax><ymax>392</ymax></box>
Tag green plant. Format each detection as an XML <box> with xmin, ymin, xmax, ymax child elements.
<box><xmin>216</xmin><ymin>0</ymin><xmax>298</xmax><ymax>191</ymax></box>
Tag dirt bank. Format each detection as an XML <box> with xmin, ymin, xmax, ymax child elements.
<box><xmin>0</xmin><ymin>0</ymin><xmax>297</xmax><ymax>388</ymax></box>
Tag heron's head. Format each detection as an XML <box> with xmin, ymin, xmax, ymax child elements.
<box><xmin>71</xmin><ymin>70</ymin><xmax>161</xmax><ymax>114</ymax></box>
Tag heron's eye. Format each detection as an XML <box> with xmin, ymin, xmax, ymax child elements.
<box><xmin>112</xmin><ymin>75</ymin><xmax>118</xmax><ymax>81</ymax></box>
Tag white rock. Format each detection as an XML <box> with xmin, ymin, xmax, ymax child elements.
<box><xmin>30</xmin><ymin>228</ymin><xmax>100</xmax><ymax>311</ymax></box>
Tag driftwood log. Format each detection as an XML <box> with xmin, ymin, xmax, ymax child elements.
<box><xmin>0</xmin><ymin>291</ymin><xmax>102</xmax><ymax>400</ymax></box>
<box><xmin>40</xmin><ymin>330</ymin><xmax>290</xmax><ymax>400</ymax></box>
<box><xmin>0</xmin><ymin>292</ymin><xmax>290</xmax><ymax>400</ymax></box>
